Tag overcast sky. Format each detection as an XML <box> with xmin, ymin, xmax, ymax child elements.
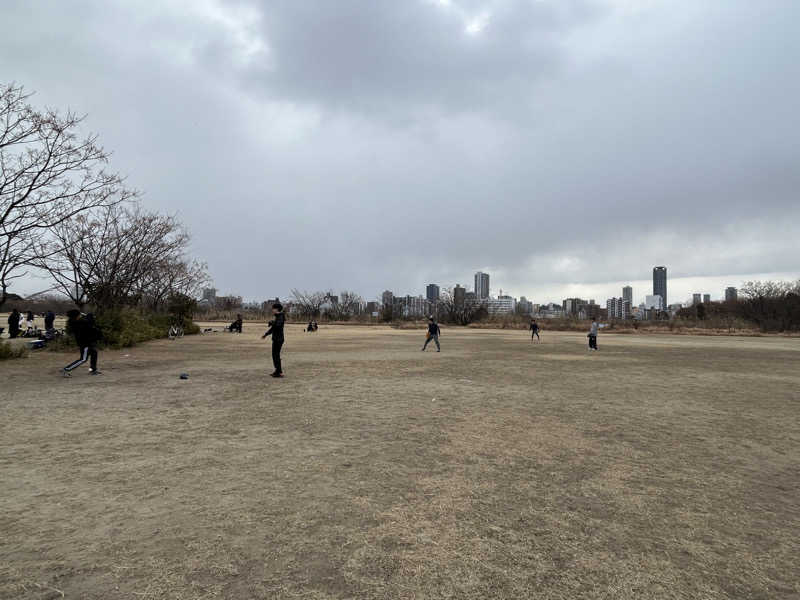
<box><xmin>3</xmin><ymin>0</ymin><xmax>798</xmax><ymax>305</ymax></box>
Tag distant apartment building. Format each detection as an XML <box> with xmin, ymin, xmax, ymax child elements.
<box><xmin>518</xmin><ymin>296</ymin><xmax>533</xmax><ymax>315</ymax></box>
<box><xmin>644</xmin><ymin>294</ymin><xmax>663</xmax><ymax>310</ymax></box>
<box><xmin>217</xmin><ymin>295</ymin><xmax>243</xmax><ymax>310</ymax></box>
<box><xmin>607</xmin><ymin>297</ymin><xmax>632</xmax><ymax>320</ymax></box>
<box><xmin>487</xmin><ymin>295</ymin><xmax>515</xmax><ymax>315</ymax></box>
<box><xmin>365</xmin><ymin>301</ymin><xmax>379</xmax><ymax>314</ymax></box>
<box><xmin>693</xmin><ymin>293</ymin><xmax>702</xmax><ymax>305</ymax></box>
<box><xmin>703</xmin><ymin>294</ymin><xmax>711</xmax><ymax>304</ymax></box>
<box><xmin>622</xmin><ymin>286</ymin><xmax>633</xmax><ymax>306</ymax></box>
<box><xmin>653</xmin><ymin>266</ymin><xmax>667</xmax><ymax>308</ymax></box>
<box><xmin>474</xmin><ymin>271</ymin><xmax>490</xmax><ymax>299</ymax></box>
<box><xmin>381</xmin><ymin>290</ymin><xmax>394</xmax><ymax>308</ymax></box>
<box><xmin>426</xmin><ymin>284</ymin><xmax>440</xmax><ymax>303</ymax></box>
<box><xmin>725</xmin><ymin>287</ymin><xmax>738</xmax><ymax>302</ymax></box>
<box><xmin>454</xmin><ymin>284</ymin><xmax>465</xmax><ymax>309</ymax></box>
<box><xmin>562</xmin><ymin>298</ymin><xmax>588</xmax><ymax>316</ymax></box>
<box><xmin>201</xmin><ymin>287</ymin><xmax>217</xmax><ymax>305</ymax></box>
<box><xmin>395</xmin><ymin>295</ymin><xmax>429</xmax><ymax>318</ymax></box>
<box><xmin>539</xmin><ymin>303</ymin><xmax>564</xmax><ymax>318</ymax></box>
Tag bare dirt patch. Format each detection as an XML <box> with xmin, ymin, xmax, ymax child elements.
<box><xmin>1</xmin><ymin>325</ymin><xmax>798</xmax><ymax>599</ymax></box>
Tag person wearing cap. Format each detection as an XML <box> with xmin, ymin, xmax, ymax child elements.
<box><xmin>421</xmin><ymin>316</ymin><xmax>441</xmax><ymax>352</ymax></box>
<box><xmin>262</xmin><ymin>302</ymin><xmax>286</xmax><ymax>377</ymax></box>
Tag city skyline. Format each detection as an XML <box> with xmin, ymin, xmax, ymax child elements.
<box><xmin>201</xmin><ymin>267</ymin><xmax>785</xmax><ymax>310</ymax></box>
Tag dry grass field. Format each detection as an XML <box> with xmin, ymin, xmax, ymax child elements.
<box><xmin>1</xmin><ymin>324</ymin><xmax>798</xmax><ymax>599</ymax></box>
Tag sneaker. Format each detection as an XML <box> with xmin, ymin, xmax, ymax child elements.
<box><xmin>90</xmin><ymin>370</ymin><xmax>103</xmax><ymax>375</ymax></box>
<box><xmin>62</xmin><ymin>369</ymin><xmax>71</xmax><ymax>378</ymax></box>
<box><xmin>270</xmin><ymin>372</ymin><xmax>284</xmax><ymax>378</ymax></box>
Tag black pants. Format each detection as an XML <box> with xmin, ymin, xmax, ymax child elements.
<box><xmin>272</xmin><ymin>340</ymin><xmax>284</xmax><ymax>374</ymax></box>
<box><xmin>65</xmin><ymin>346</ymin><xmax>98</xmax><ymax>372</ymax></box>
<box><xmin>588</xmin><ymin>335</ymin><xmax>597</xmax><ymax>350</ymax></box>
<box><xmin>9</xmin><ymin>327</ymin><xmax>20</xmax><ymax>339</ymax></box>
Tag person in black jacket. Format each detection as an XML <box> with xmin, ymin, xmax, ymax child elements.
<box><xmin>422</xmin><ymin>316</ymin><xmax>441</xmax><ymax>352</ymax></box>
<box><xmin>44</xmin><ymin>310</ymin><xmax>55</xmax><ymax>331</ymax></box>
<box><xmin>262</xmin><ymin>302</ymin><xmax>285</xmax><ymax>377</ymax></box>
<box><xmin>62</xmin><ymin>310</ymin><xmax>102</xmax><ymax>377</ymax></box>
<box><xmin>529</xmin><ymin>319</ymin><xmax>540</xmax><ymax>343</ymax></box>
<box><xmin>7</xmin><ymin>308</ymin><xmax>21</xmax><ymax>338</ymax></box>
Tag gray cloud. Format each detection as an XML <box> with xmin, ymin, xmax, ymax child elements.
<box><xmin>2</xmin><ymin>0</ymin><xmax>798</xmax><ymax>303</ymax></box>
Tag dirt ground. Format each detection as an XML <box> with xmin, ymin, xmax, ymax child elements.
<box><xmin>1</xmin><ymin>324</ymin><xmax>798</xmax><ymax>599</ymax></box>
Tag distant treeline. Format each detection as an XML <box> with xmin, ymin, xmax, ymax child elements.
<box><xmin>675</xmin><ymin>280</ymin><xmax>800</xmax><ymax>332</ymax></box>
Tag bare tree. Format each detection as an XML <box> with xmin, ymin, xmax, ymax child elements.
<box><xmin>0</xmin><ymin>222</ymin><xmax>39</xmax><ymax>310</ymax></box>
<box><xmin>0</xmin><ymin>82</ymin><xmax>130</xmax><ymax>306</ymax></box>
<box><xmin>291</xmin><ymin>289</ymin><xmax>326</xmax><ymax>318</ymax></box>
<box><xmin>326</xmin><ymin>290</ymin><xmax>364</xmax><ymax>320</ymax></box>
<box><xmin>36</xmin><ymin>204</ymin><xmax>197</xmax><ymax>311</ymax></box>
<box><xmin>439</xmin><ymin>287</ymin><xmax>487</xmax><ymax>325</ymax></box>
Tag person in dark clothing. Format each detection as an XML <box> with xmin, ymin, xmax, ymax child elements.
<box><xmin>587</xmin><ymin>318</ymin><xmax>599</xmax><ymax>351</ymax></box>
<box><xmin>262</xmin><ymin>303</ymin><xmax>285</xmax><ymax>377</ymax></box>
<box><xmin>530</xmin><ymin>319</ymin><xmax>540</xmax><ymax>342</ymax></box>
<box><xmin>44</xmin><ymin>310</ymin><xmax>55</xmax><ymax>331</ymax></box>
<box><xmin>7</xmin><ymin>308</ymin><xmax>21</xmax><ymax>338</ymax></box>
<box><xmin>422</xmin><ymin>316</ymin><xmax>441</xmax><ymax>352</ymax></box>
<box><xmin>230</xmin><ymin>314</ymin><xmax>243</xmax><ymax>333</ymax></box>
<box><xmin>63</xmin><ymin>310</ymin><xmax>102</xmax><ymax>376</ymax></box>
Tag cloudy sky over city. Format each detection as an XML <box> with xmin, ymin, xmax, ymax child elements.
<box><xmin>2</xmin><ymin>0</ymin><xmax>798</xmax><ymax>305</ymax></box>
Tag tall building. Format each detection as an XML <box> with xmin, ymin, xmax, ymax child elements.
<box><xmin>474</xmin><ymin>271</ymin><xmax>490</xmax><ymax>299</ymax></box>
<box><xmin>693</xmin><ymin>293</ymin><xmax>702</xmax><ymax>305</ymax></box>
<box><xmin>653</xmin><ymin>266</ymin><xmax>667</xmax><ymax>308</ymax></box>
<box><xmin>606</xmin><ymin>297</ymin><xmax>631</xmax><ymax>320</ymax></box>
<box><xmin>725</xmin><ymin>287</ymin><xmax>738</xmax><ymax>302</ymax></box>
<box><xmin>454</xmin><ymin>284</ymin><xmax>465</xmax><ymax>308</ymax></box>
<box><xmin>201</xmin><ymin>287</ymin><xmax>217</xmax><ymax>303</ymax></box>
<box><xmin>381</xmin><ymin>290</ymin><xmax>394</xmax><ymax>307</ymax></box>
<box><xmin>426</xmin><ymin>284</ymin><xmax>440</xmax><ymax>303</ymax></box>
<box><xmin>703</xmin><ymin>294</ymin><xmax>711</xmax><ymax>304</ymax></box>
<box><xmin>622</xmin><ymin>286</ymin><xmax>633</xmax><ymax>306</ymax></box>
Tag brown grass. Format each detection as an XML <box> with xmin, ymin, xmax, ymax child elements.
<box><xmin>1</xmin><ymin>325</ymin><xmax>798</xmax><ymax>599</ymax></box>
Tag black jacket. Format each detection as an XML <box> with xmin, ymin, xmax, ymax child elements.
<box><xmin>427</xmin><ymin>322</ymin><xmax>440</xmax><ymax>336</ymax></box>
<box><xmin>69</xmin><ymin>317</ymin><xmax>101</xmax><ymax>347</ymax></box>
<box><xmin>264</xmin><ymin>312</ymin><xmax>285</xmax><ymax>343</ymax></box>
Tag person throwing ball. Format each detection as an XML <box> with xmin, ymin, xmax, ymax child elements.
<box><xmin>262</xmin><ymin>302</ymin><xmax>286</xmax><ymax>377</ymax></box>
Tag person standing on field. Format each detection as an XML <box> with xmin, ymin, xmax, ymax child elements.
<box><xmin>530</xmin><ymin>318</ymin><xmax>540</xmax><ymax>342</ymax></box>
<box><xmin>44</xmin><ymin>310</ymin><xmax>55</xmax><ymax>331</ymax></box>
<box><xmin>587</xmin><ymin>317</ymin><xmax>599</xmax><ymax>351</ymax></box>
<box><xmin>62</xmin><ymin>310</ymin><xmax>102</xmax><ymax>376</ymax></box>
<box><xmin>262</xmin><ymin>302</ymin><xmax>286</xmax><ymax>378</ymax></box>
<box><xmin>422</xmin><ymin>316</ymin><xmax>441</xmax><ymax>352</ymax></box>
<box><xmin>7</xmin><ymin>308</ymin><xmax>21</xmax><ymax>338</ymax></box>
